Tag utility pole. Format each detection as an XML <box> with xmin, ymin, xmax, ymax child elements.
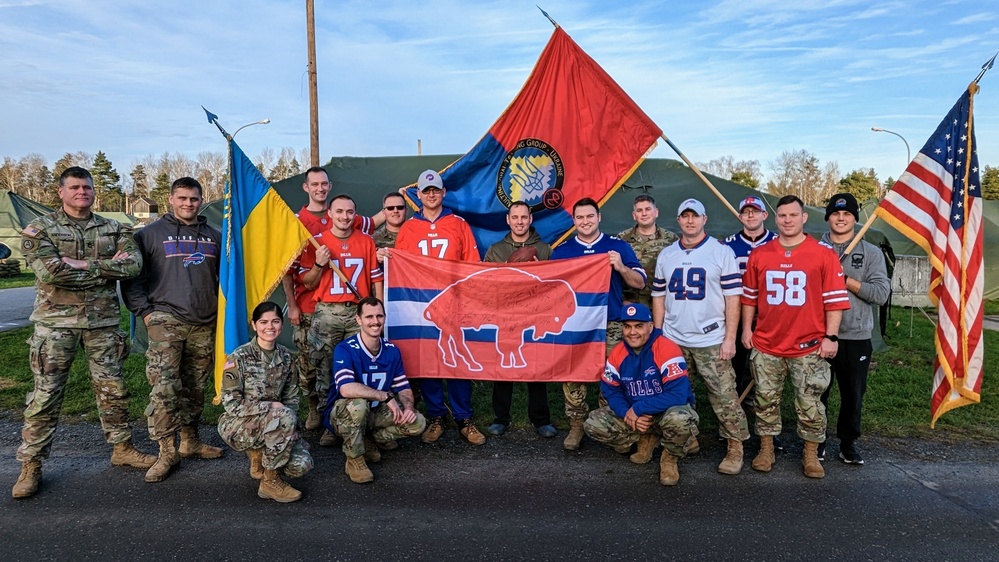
<box><xmin>306</xmin><ymin>0</ymin><xmax>320</xmax><ymax>166</ymax></box>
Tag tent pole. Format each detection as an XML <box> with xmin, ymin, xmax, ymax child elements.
<box><xmin>660</xmin><ymin>133</ymin><xmax>740</xmax><ymax>218</ymax></box>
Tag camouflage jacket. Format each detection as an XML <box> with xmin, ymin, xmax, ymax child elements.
<box><xmin>616</xmin><ymin>225</ymin><xmax>678</xmax><ymax>306</ymax></box>
<box><xmin>22</xmin><ymin>209</ymin><xmax>141</xmax><ymax>329</ymax></box>
<box><xmin>220</xmin><ymin>340</ymin><xmax>300</xmax><ymax>418</ymax></box>
<box><xmin>372</xmin><ymin>224</ymin><xmax>399</xmax><ymax>249</ymax></box>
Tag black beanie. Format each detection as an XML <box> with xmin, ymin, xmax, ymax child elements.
<box><xmin>825</xmin><ymin>193</ymin><xmax>860</xmax><ymax>221</ymax></box>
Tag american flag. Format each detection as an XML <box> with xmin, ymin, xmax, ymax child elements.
<box><xmin>874</xmin><ymin>86</ymin><xmax>984</xmax><ymax>427</ymax></box>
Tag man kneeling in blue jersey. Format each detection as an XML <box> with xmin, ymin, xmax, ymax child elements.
<box><xmin>324</xmin><ymin>297</ymin><xmax>426</xmax><ymax>483</ymax></box>
<box><xmin>583</xmin><ymin>304</ymin><xmax>700</xmax><ymax>486</ymax></box>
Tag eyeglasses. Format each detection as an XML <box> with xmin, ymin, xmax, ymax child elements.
<box><xmin>740</xmin><ymin>208</ymin><xmax>763</xmax><ymax>216</ymax></box>
<box><xmin>384</xmin><ymin>205</ymin><xmax>406</xmax><ymax>211</ymax></box>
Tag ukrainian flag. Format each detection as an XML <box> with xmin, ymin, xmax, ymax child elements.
<box><xmin>213</xmin><ymin>139</ymin><xmax>312</xmax><ymax>401</ymax></box>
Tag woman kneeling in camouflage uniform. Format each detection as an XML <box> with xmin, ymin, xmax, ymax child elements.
<box><xmin>218</xmin><ymin>302</ymin><xmax>313</xmax><ymax>503</ymax></box>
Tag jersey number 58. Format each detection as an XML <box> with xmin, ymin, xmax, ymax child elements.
<box><xmin>765</xmin><ymin>270</ymin><xmax>806</xmax><ymax>306</ymax></box>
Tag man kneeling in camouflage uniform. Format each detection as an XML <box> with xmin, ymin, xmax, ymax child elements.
<box><xmin>13</xmin><ymin>167</ymin><xmax>154</xmax><ymax>499</ymax></box>
<box><xmin>325</xmin><ymin>297</ymin><xmax>425</xmax><ymax>483</ymax></box>
<box><xmin>218</xmin><ymin>302</ymin><xmax>313</xmax><ymax>503</ymax></box>
<box><xmin>583</xmin><ymin>304</ymin><xmax>699</xmax><ymax>486</ymax></box>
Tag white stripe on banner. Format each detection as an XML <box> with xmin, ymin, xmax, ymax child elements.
<box><xmin>386</xmin><ymin>300</ymin><xmax>607</xmax><ymax>334</ymax></box>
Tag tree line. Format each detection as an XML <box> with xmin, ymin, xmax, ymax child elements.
<box><xmin>696</xmin><ymin>151</ymin><xmax>999</xmax><ymax>205</ymax></box>
<box><xmin>3</xmin><ymin>148</ymin><xmax>997</xmax><ymax>213</ymax></box>
<box><xmin>0</xmin><ymin>147</ymin><xmax>309</xmax><ymax>213</ymax></box>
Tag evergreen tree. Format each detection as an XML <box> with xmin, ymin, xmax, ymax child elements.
<box><xmin>130</xmin><ymin>164</ymin><xmax>149</xmax><ymax>198</ymax></box>
<box><xmin>150</xmin><ymin>171</ymin><xmax>171</xmax><ymax>213</ymax></box>
<box><xmin>981</xmin><ymin>165</ymin><xmax>999</xmax><ymax>200</ymax></box>
<box><xmin>91</xmin><ymin>151</ymin><xmax>123</xmax><ymax>212</ymax></box>
<box><xmin>837</xmin><ymin>168</ymin><xmax>880</xmax><ymax>203</ymax></box>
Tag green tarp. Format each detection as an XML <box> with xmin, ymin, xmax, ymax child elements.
<box><xmin>0</xmin><ymin>189</ymin><xmax>54</xmax><ymax>262</ymax></box>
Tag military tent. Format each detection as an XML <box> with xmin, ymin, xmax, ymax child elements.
<box><xmin>0</xmin><ymin>189</ymin><xmax>54</xmax><ymax>262</ymax></box>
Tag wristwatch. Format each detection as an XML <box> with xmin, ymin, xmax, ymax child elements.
<box><xmin>824</xmin><ymin>334</ymin><xmax>839</xmax><ymax>342</ymax></box>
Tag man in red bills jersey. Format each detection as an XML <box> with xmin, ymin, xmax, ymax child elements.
<box><xmin>298</xmin><ymin>194</ymin><xmax>383</xmax><ymax>445</ymax></box>
<box><xmin>283</xmin><ymin>167</ymin><xmax>383</xmax><ymax>431</ymax></box>
<box><xmin>740</xmin><ymin>195</ymin><xmax>849</xmax><ymax>479</ymax></box>
<box><xmin>394</xmin><ymin>169</ymin><xmax>485</xmax><ymax>446</ymax></box>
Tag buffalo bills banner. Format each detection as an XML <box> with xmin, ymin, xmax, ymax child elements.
<box><xmin>385</xmin><ymin>250</ymin><xmax>610</xmax><ymax>382</ymax></box>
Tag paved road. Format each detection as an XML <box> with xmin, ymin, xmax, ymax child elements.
<box><xmin>0</xmin><ymin>286</ymin><xmax>33</xmax><ymax>332</ymax></box>
<box><xmin>1</xmin><ymin>419</ymin><xmax>997</xmax><ymax>561</ymax></box>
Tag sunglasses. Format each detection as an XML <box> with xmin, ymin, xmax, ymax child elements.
<box><xmin>384</xmin><ymin>205</ymin><xmax>406</xmax><ymax>211</ymax></box>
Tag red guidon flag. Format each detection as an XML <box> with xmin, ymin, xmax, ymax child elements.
<box><xmin>402</xmin><ymin>26</ymin><xmax>662</xmax><ymax>255</ymax></box>
<box><xmin>874</xmin><ymin>85</ymin><xmax>984</xmax><ymax>427</ymax></box>
<box><xmin>385</xmin><ymin>251</ymin><xmax>610</xmax><ymax>382</ymax></box>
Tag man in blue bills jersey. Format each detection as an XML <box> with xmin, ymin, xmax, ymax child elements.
<box><xmin>551</xmin><ymin>197</ymin><xmax>646</xmax><ymax>451</ymax></box>
<box><xmin>323</xmin><ymin>297</ymin><xmax>426</xmax><ymax>483</ymax></box>
<box><xmin>583</xmin><ymin>303</ymin><xmax>699</xmax><ymax>486</ymax></box>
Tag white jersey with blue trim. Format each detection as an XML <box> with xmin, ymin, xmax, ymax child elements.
<box><xmin>651</xmin><ymin>235</ymin><xmax>742</xmax><ymax>347</ymax></box>
<box><xmin>722</xmin><ymin>229</ymin><xmax>778</xmax><ymax>272</ymax></box>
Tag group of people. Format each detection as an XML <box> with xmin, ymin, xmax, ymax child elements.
<box><xmin>11</xmin><ymin>164</ymin><xmax>889</xmax><ymax>501</ymax></box>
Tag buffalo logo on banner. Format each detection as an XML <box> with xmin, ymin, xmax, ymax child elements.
<box><xmin>495</xmin><ymin>138</ymin><xmax>565</xmax><ymax>211</ymax></box>
<box><xmin>423</xmin><ymin>267</ymin><xmax>576</xmax><ymax>370</ymax></box>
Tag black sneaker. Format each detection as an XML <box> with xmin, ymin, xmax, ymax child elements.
<box><xmin>840</xmin><ymin>441</ymin><xmax>864</xmax><ymax>465</ymax></box>
<box><xmin>773</xmin><ymin>435</ymin><xmax>784</xmax><ymax>452</ymax></box>
<box><xmin>816</xmin><ymin>441</ymin><xmax>826</xmax><ymax>462</ymax></box>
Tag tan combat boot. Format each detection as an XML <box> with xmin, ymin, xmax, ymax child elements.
<box><xmin>12</xmin><ymin>460</ymin><xmax>42</xmax><ymax>499</ymax></box>
<box><xmin>145</xmin><ymin>435</ymin><xmax>180</xmax><ymax>483</ymax></box>
<box><xmin>684</xmin><ymin>436</ymin><xmax>700</xmax><ymax>455</ymax></box>
<box><xmin>802</xmin><ymin>441</ymin><xmax>826</xmax><ymax>479</ymax></box>
<box><xmin>304</xmin><ymin>396</ymin><xmax>321</xmax><ymax>430</ymax></box>
<box><xmin>179</xmin><ymin>426</ymin><xmax>224</xmax><ymax>459</ymax></box>
<box><xmin>718</xmin><ymin>439</ymin><xmax>744</xmax><ymax>475</ymax></box>
<box><xmin>345</xmin><ymin>456</ymin><xmax>374</xmax><ymax>484</ymax></box>
<box><xmin>563</xmin><ymin>419</ymin><xmax>585</xmax><ymax>451</ymax></box>
<box><xmin>319</xmin><ymin>429</ymin><xmax>339</xmax><ymax>447</ymax></box>
<box><xmin>363</xmin><ymin>435</ymin><xmax>382</xmax><ymax>463</ymax></box>
<box><xmin>258</xmin><ymin>468</ymin><xmax>302</xmax><ymax>502</ymax></box>
<box><xmin>659</xmin><ymin>450</ymin><xmax>680</xmax><ymax>486</ymax></box>
<box><xmin>752</xmin><ymin>435</ymin><xmax>775</xmax><ymax>472</ymax></box>
<box><xmin>111</xmin><ymin>440</ymin><xmax>156</xmax><ymax>469</ymax></box>
<box><xmin>247</xmin><ymin>449</ymin><xmax>264</xmax><ymax>480</ymax></box>
<box><xmin>630</xmin><ymin>433</ymin><xmax>658</xmax><ymax>464</ymax></box>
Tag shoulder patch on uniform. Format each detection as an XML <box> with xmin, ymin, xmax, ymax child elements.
<box><xmin>224</xmin><ymin>359</ymin><xmax>235</xmax><ymax>370</ymax></box>
<box><xmin>22</xmin><ymin>226</ymin><xmax>40</xmax><ymax>237</ymax></box>
<box><xmin>21</xmin><ymin>238</ymin><xmax>36</xmax><ymax>251</ymax></box>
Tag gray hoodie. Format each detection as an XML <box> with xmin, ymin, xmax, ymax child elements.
<box><xmin>820</xmin><ymin>232</ymin><xmax>891</xmax><ymax>340</ymax></box>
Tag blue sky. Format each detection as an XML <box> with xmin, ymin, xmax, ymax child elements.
<box><xmin>1</xmin><ymin>0</ymin><xmax>997</xmax><ymax>185</ymax></box>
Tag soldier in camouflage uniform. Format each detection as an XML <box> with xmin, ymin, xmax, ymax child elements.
<box><xmin>583</xmin><ymin>304</ymin><xmax>699</xmax><ymax>486</ymax></box>
<box><xmin>373</xmin><ymin>191</ymin><xmax>408</xmax><ymax>255</ymax></box>
<box><xmin>13</xmin><ymin>166</ymin><xmax>155</xmax><ymax>500</ymax></box>
<box><xmin>326</xmin><ymin>298</ymin><xmax>425</xmax><ymax>483</ymax></box>
<box><xmin>617</xmin><ymin>194</ymin><xmax>678</xmax><ymax>309</ymax></box>
<box><xmin>218</xmin><ymin>302</ymin><xmax>313</xmax><ymax>503</ymax></box>
<box><xmin>123</xmin><ymin>177</ymin><xmax>224</xmax><ymax>484</ymax></box>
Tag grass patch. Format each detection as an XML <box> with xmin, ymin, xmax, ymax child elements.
<box><xmin>1</xmin><ymin>306</ymin><xmax>996</xmax><ymax>441</ymax></box>
<box><xmin>0</xmin><ymin>271</ymin><xmax>34</xmax><ymax>290</ymax></box>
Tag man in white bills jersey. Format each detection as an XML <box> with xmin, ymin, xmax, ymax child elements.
<box><xmin>651</xmin><ymin>198</ymin><xmax>749</xmax><ymax>476</ymax></box>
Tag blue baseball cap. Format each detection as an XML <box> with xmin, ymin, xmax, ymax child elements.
<box><xmin>739</xmin><ymin>196</ymin><xmax>766</xmax><ymax>213</ymax></box>
<box><xmin>620</xmin><ymin>303</ymin><xmax>652</xmax><ymax>322</ymax></box>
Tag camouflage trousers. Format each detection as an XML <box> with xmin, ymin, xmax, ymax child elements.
<box><xmin>218</xmin><ymin>404</ymin><xmax>313</xmax><ymax>477</ymax></box>
<box><xmin>17</xmin><ymin>325</ymin><xmax>132</xmax><ymax>462</ymax></box>
<box><xmin>681</xmin><ymin>345</ymin><xmax>750</xmax><ymax>441</ymax></box>
<box><xmin>562</xmin><ymin>321</ymin><xmax>620</xmax><ymax>420</ymax></box>
<box><xmin>292</xmin><ymin>312</ymin><xmax>317</xmax><ymax>402</ymax></box>
<box><xmin>330</xmin><ymin>398</ymin><xmax>427</xmax><ymax>458</ymax></box>
<box><xmin>583</xmin><ymin>405</ymin><xmax>700</xmax><ymax>458</ymax></box>
<box><xmin>143</xmin><ymin>311</ymin><xmax>214</xmax><ymax>440</ymax></box>
<box><xmin>308</xmin><ymin>302</ymin><xmax>360</xmax><ymax>401</ymax></box>
<box><xmin>750</xmin><ymin>350</ymin><xmax>830</xmax><ymax>443</ymax></box>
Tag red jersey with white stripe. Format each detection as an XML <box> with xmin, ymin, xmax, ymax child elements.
<box><xmin>292</xmin><ymin>209</ymin><xmax>375</xmax><ymax>312</ymax></box>
<box><xmin>741</xmin><ymin>236</ymin><xmax>849</xmax><ymax>357</ymax></box>
<box><xmin>299</xmin><ymin>229</ymin><xmax>382</xmax><ymax>304</ymax></box>
<box><xmin>395</xmin><ymin>209</ymin><xmax>479</xmax><ymax>262</ymax></box>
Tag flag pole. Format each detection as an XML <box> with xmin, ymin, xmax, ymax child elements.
<box><xmin>843</xmin><ymin>55</ymin><xmax>995</xmax><ymax>259</ymax></box>
<box><xmin>304</xmin><ymin>236</ymin><xmax>362</xmax><ymax>300</ymax></box>
<box><xmin>660</xmin><ymin>134</ymin><xmax>740</xmax><ymax>218</ymax></box>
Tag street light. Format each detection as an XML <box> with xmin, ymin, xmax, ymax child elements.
<box><xmin>871</xmin><ymin>126</ymin><xmax>911</xmax><ymax>165</ymax></box>
<box><xmin>233</xmin><ymin>118</ymin><xmax>271</xmax><ymax>138</ymax></box>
